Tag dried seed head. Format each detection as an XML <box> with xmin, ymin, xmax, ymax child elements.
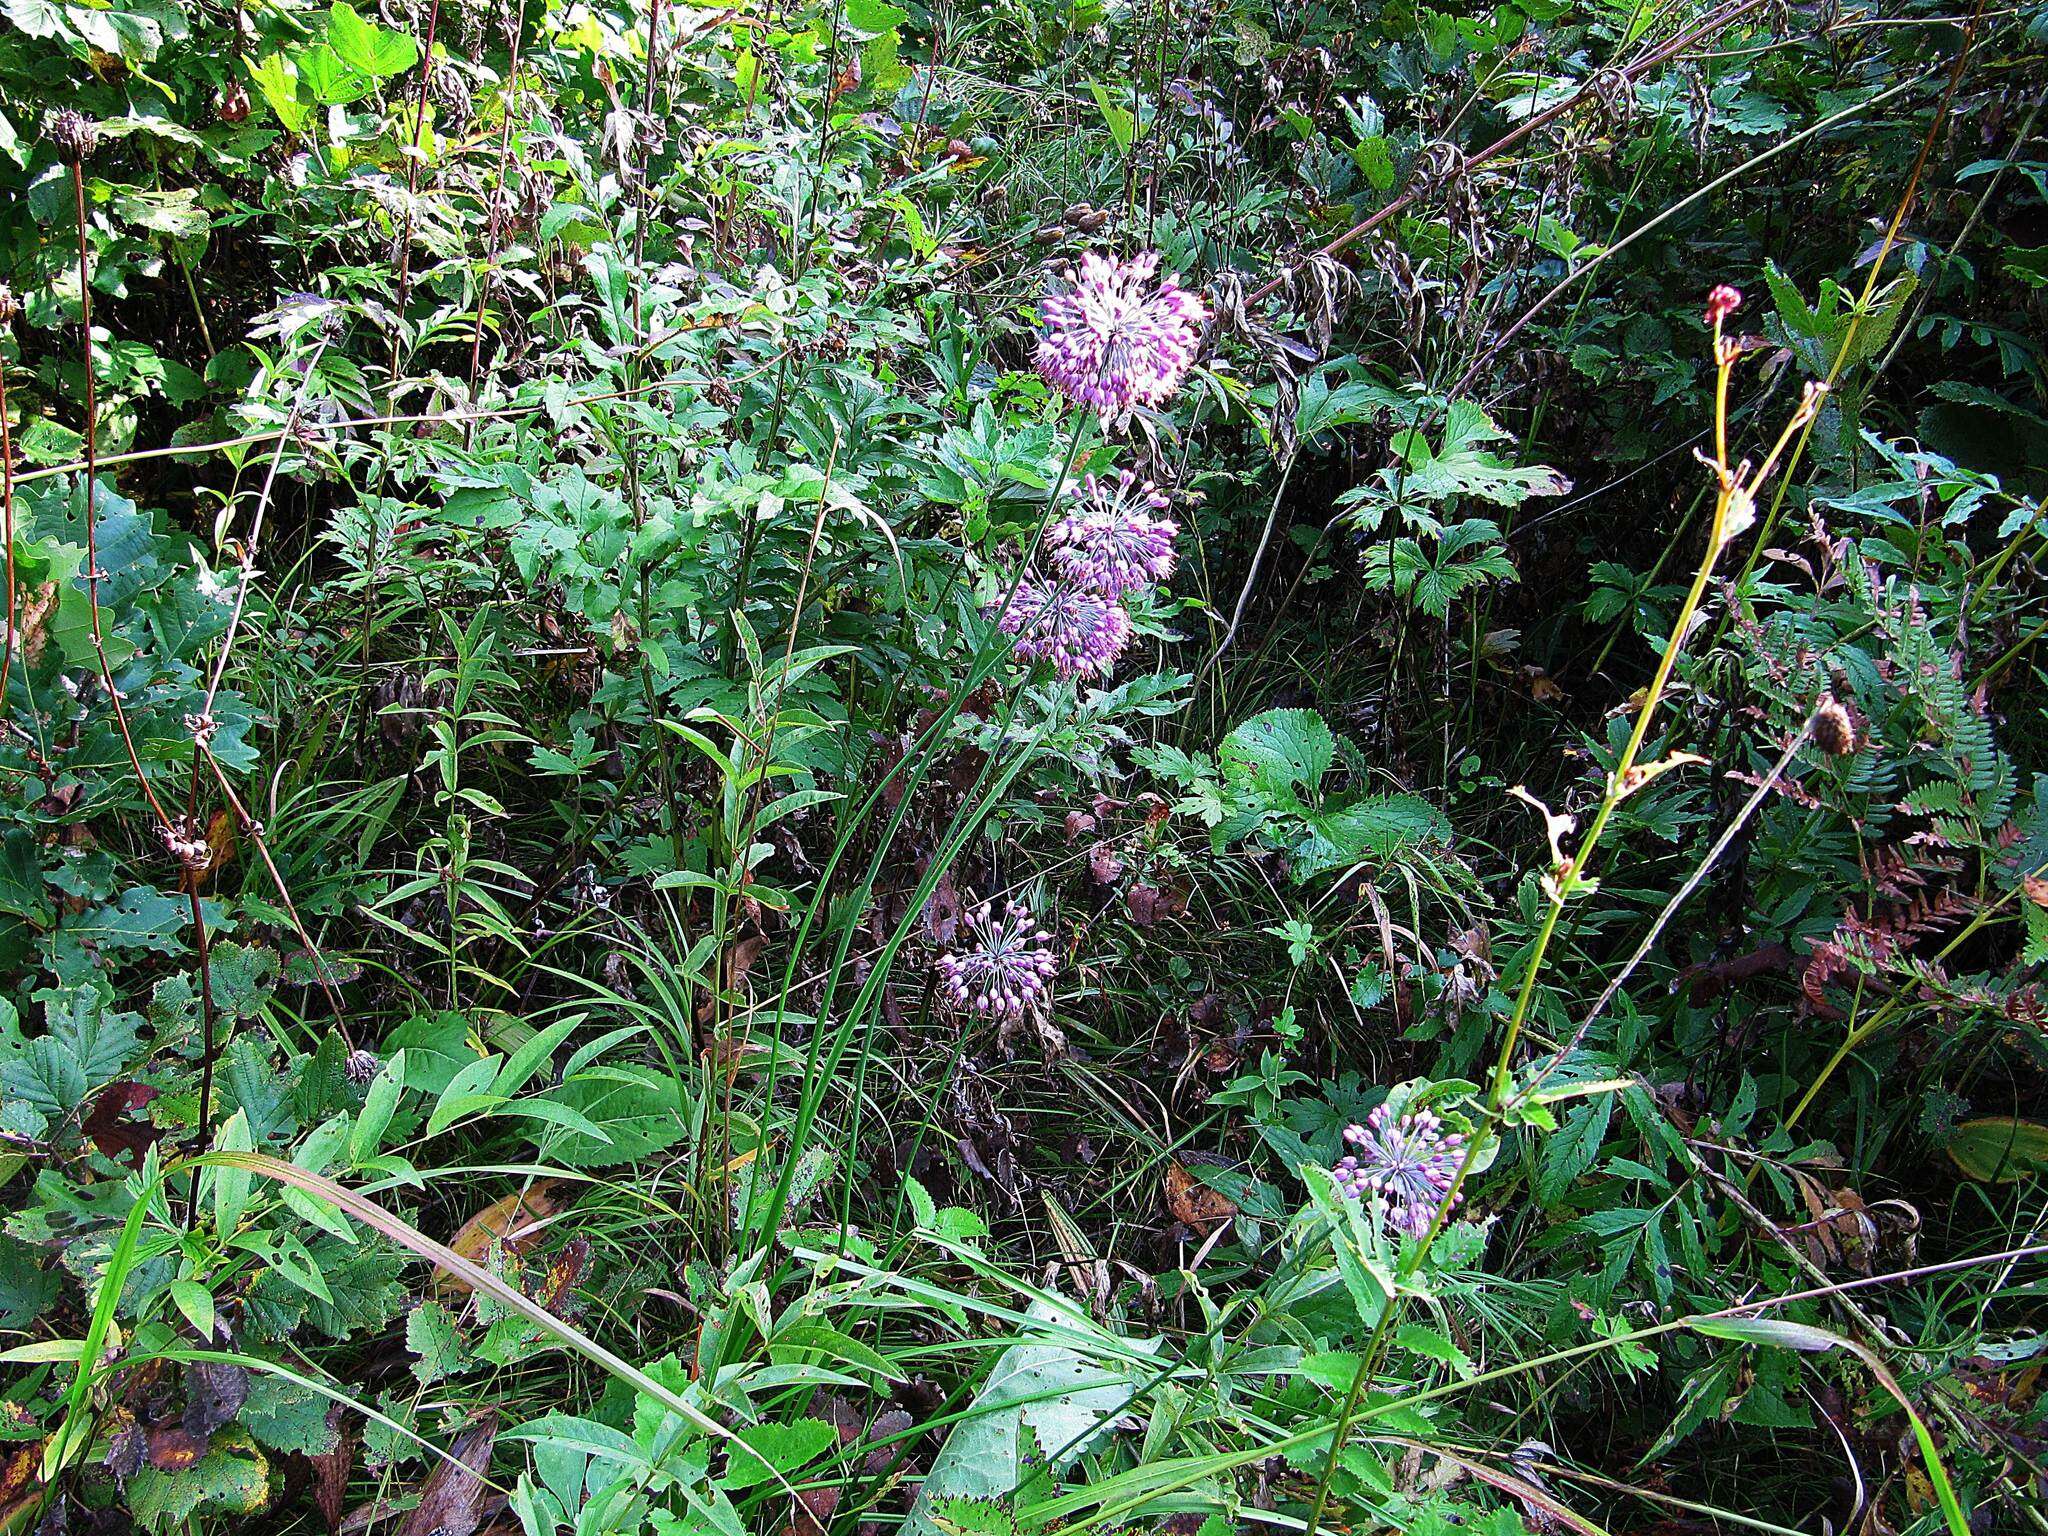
<box><xmin>429</xmin><ymin>68</ymin><xmax>473</xmax><ymax>130</ymax></box>
<box><xmin>49</xmin><ymin>109</ymin><xmax>99</xmax><ymax>164</ymax></box>
<box><xmin>1812</xmin><ymin>695</ymin><xmax>1857</xmax><ymax>756</ymax></box>
<box><xmin>345</xmin><ymin>1048</ymin><xmax>382</xmax><ymax>1084</ymax></box>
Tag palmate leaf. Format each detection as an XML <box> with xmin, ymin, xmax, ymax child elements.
<box><xmin>1390</xmin><ymin>400</ymin><xmax>1571</xmax><ymax>508</ymax></box>
<box><xmin>1</xmin><ymin>983</ymin><xmax>144</xmax><ymax>1122</ymax></box>
<box><xmin>1361</xmin><ymin>518</ymin><xmax>1518</xmax><ymax>620</ymax></box>
<box><xmin>1762</xmin><ymin>260</ymin><xmax>1918</xmax><ymax>376</ymax></box>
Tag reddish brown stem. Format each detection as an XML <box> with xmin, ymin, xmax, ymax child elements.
<box><xmin>199</xmin><ymin>743</ymin><xmax>351</xmax><ymax>1033</ymax></box>
<box><xmin>183</xmin><ymin>876</ymin><xmax>221</xmax><ymax>1228</ymax></box>
<box><xmin>73</xmin><ymin>163</ymin><xmax>173</xmax><ymax>832</ymax></box>
<box><xmin>1</xmin><ymin>359</ymin><xmax>15</xmax><ymax>717</ymax></box>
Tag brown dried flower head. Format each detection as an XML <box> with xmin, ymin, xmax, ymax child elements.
<box><xmin>1812</xmin><ymin>695</ymin><xmax>1858</xmax><ymax>756</ymax></box>
<box><xmin>49</xmin><ymin>109</ymin><xmax>99</xmax><ymax>164</ymax></box>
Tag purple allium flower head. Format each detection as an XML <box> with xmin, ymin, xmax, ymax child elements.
<box><xmin>998</xmin><ymin>579</ymin><xmax>1132</xmax><ymax>680</ymax></box>
<box><xmin>936</xmin><ymin>901</ymin><xmax>1058</xmax><ymax>1021</ymax></box>
<box><xmin>1333</xmin><ymin>1103</ymin><xmax>1466</xmax><ymax>1237</ymax></box>
<box><xmin>1049</xmin><ymin>472</ymin><xmax>1178</xmax><ymax>598</ymax></box>
<box><xmin>1036</xmin><ymin>251</ymin><xmax>1206</xmax><ymax>423</ymax></box>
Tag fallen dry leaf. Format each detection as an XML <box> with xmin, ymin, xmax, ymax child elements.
<box><xmin>396</xmin><ymin>1411</ymin><xmax>498</xmax><ymax>1536</ymax></box>
<box><xmin>435</xmin><ymin>1182</ymin><xmax>562</xmax><ymax>1299</ymax></box>
<box><xmin>1164</xmin><ymin>1160</ymin><xmax>1237</xmax><ymax>1233</ymax></box>
<box><xmin>311</xmin><ymin>1407</ymin><xmax>354</xmax><ymax>1533</ymax></box>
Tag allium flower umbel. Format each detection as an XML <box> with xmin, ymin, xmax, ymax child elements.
<box><xmin>936</xmin><ymin>902</ymin><xmax>1058</xmax><ymax>1022</ymax></box>
<box><xmin>1333</xmin><ymin>1104</ymin><xmax>1466</xmax><ymax>1237</ymax></box>
<box><xmin>1704</xmin><ymin>283</ymin><xmax>1743</xmax><ymax>328</ymax></box>
<box><xmin>1036</xmin><ymin>251</ymin><xmax>1206</xmax><ymax>423</ymax></box>
<box><xmin>1050</xmin><ymin>472</ymin><xmax>1179</xmax><ymax>597</ymax></box>
<box><xmin>999</xmin><ymin>579</ymin><xmax>1132</xmax><ymax>680</ymax></box>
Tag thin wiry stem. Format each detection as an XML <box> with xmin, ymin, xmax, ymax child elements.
<box><xmin>462</xmin><ymin>1</ymin><xmax>531</xmax><ymax>440</ymax></box>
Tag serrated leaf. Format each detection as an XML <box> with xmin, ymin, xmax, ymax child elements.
<box><xmin>407</xmin><ymin>1300</ymin><xmax>466</xmax><ymax>1383</ymax></box>
<box><xmin>1220</xmin><ymin>708</ymin><xmax>1334</xmax><ymax>803</ymax></box>
<box><xmin>904</xmin><ymin>1303</ymin><xmax>1163</xmax><ymax>1536</ymax></box>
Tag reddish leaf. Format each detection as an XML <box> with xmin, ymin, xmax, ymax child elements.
<box><xmin>145</xmin><ymin>1422</ymin><xmax>211</xmax><ymax>1471</ymax></box>
<box><xmin>787</xmin><ymin>1485</ymin><xmax>840</xmax><ymax>1536</ymax></box>
<box><xmin>83</xmin><ymin>1082</ymin><xmax>162</xmax><ymax>1167</ymax></box>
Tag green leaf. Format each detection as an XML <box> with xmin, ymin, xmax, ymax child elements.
<box><xmin>1393</xmin><ymin>1323</ymin><xmax>1475</xmax><ymax>1378</ymax></box>
<box><xmin>212</xmin><ymin>1112</ymin><xmax>255</xmax><ymax>1235</ymax></box>
<box><xmin>1086</xmin><ymin>82</ymin><xmax>1135</xmax><ymax>152</ymax></box>
<box><xmin>126</xmin><ymin>1429</ymin><xmax>271</xmax><ymax>1529</ymax></box>
<box><xmin>383</xmin><ymin>1013</ymin><xmax>479</xmax><ymax>1094</ymax></box>
<box><xmin>723</xmin><ymin>1418</ymin><xmax>836</xmax><ymax>1491</ymax></box>
<box><xmin>539</xmin><ymin>1065</ymin><xmax>691</xmax><ymax>1167</ymax></box>
<box><xmin>170</xmin><ymin>1279</ymin><xmax>216</xmax><ymax>1337</ymax></box>
<box><xmin>1534</xmin><ymin>1093</ymin><xmax>1613</xmax><ymax>1204</ymax></box>
<box><xmin>407</xmin><ymin>1300</ymin><xmax>466</xmax><ymax>1383</ymax></box>
<box><xmin>904</xmin><ymin>1302</ymin><xmax>1164</xmax><ymax>1536</ymax></box>
<box><xmin>1295</xmin><ymin>792</ymin><xmax>1450</xmax><ymax>878</ymax></box>
<box><xmin>241</xmin><ymin>1374</ymin><xmax>338</xmax><ymax>1455</ymax></box>
<box><xmin>1946</xmin><ymin>1117</ymin><xmax>2048</xmax><ymax>1182</ymax></box>
<box><xmin>327</xmin><ymin>1</ymin><xmax>418</xmax><ymax>75</ymax></box>
<box><xmin>1220</xmin><ymin>708</ymin><xmax>1335</xmax><ymax>803</ymax></box>
<box><xmin>0</xmin><ymin>1234</ymin><xmax>59</xmax><ymax>1328</ymax></box>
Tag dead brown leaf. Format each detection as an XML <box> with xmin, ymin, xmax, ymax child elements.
<box><xmin>1164</xmin><ymin>1161</ymin><xmax>1236</xmax><ymax>1233</ymax></box>
<box><xmin>311</xmin><ymin>1407</ymin><xmax>353</xmax><ymax>1533</ymax></box>
<box><xmin>396</xmin><ymin>1411</ymin><xmax>498</xmax><ymax>1536</ymax></box>
<box><xmin>435</xmin><ymin>1182</ymin><xmax>562</xmax><ymax>1299</ymax></box>
<box><xmin>0</xmin><ymin>1439</ymin><xmax>43</xmax><ymax>1528</ymax></box>
<box><xmin>15</xmin><ymin>583</ymin><xmax>56</xmax><ymax>670</ymax></box>
<box><xmin>145</xmin><ymin>1422</ymin><xmax>210</xmax><ymax>1471</ymax></box>
<box><xmin>530</xmin><ymin>1235</ymin><xmax>589</xmax><ymax>1314</ymax></box>
<box><xmin>1521</xmin><ymin>665</ymin><xmax>1565</xmax><ymax>703</ymax></box>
